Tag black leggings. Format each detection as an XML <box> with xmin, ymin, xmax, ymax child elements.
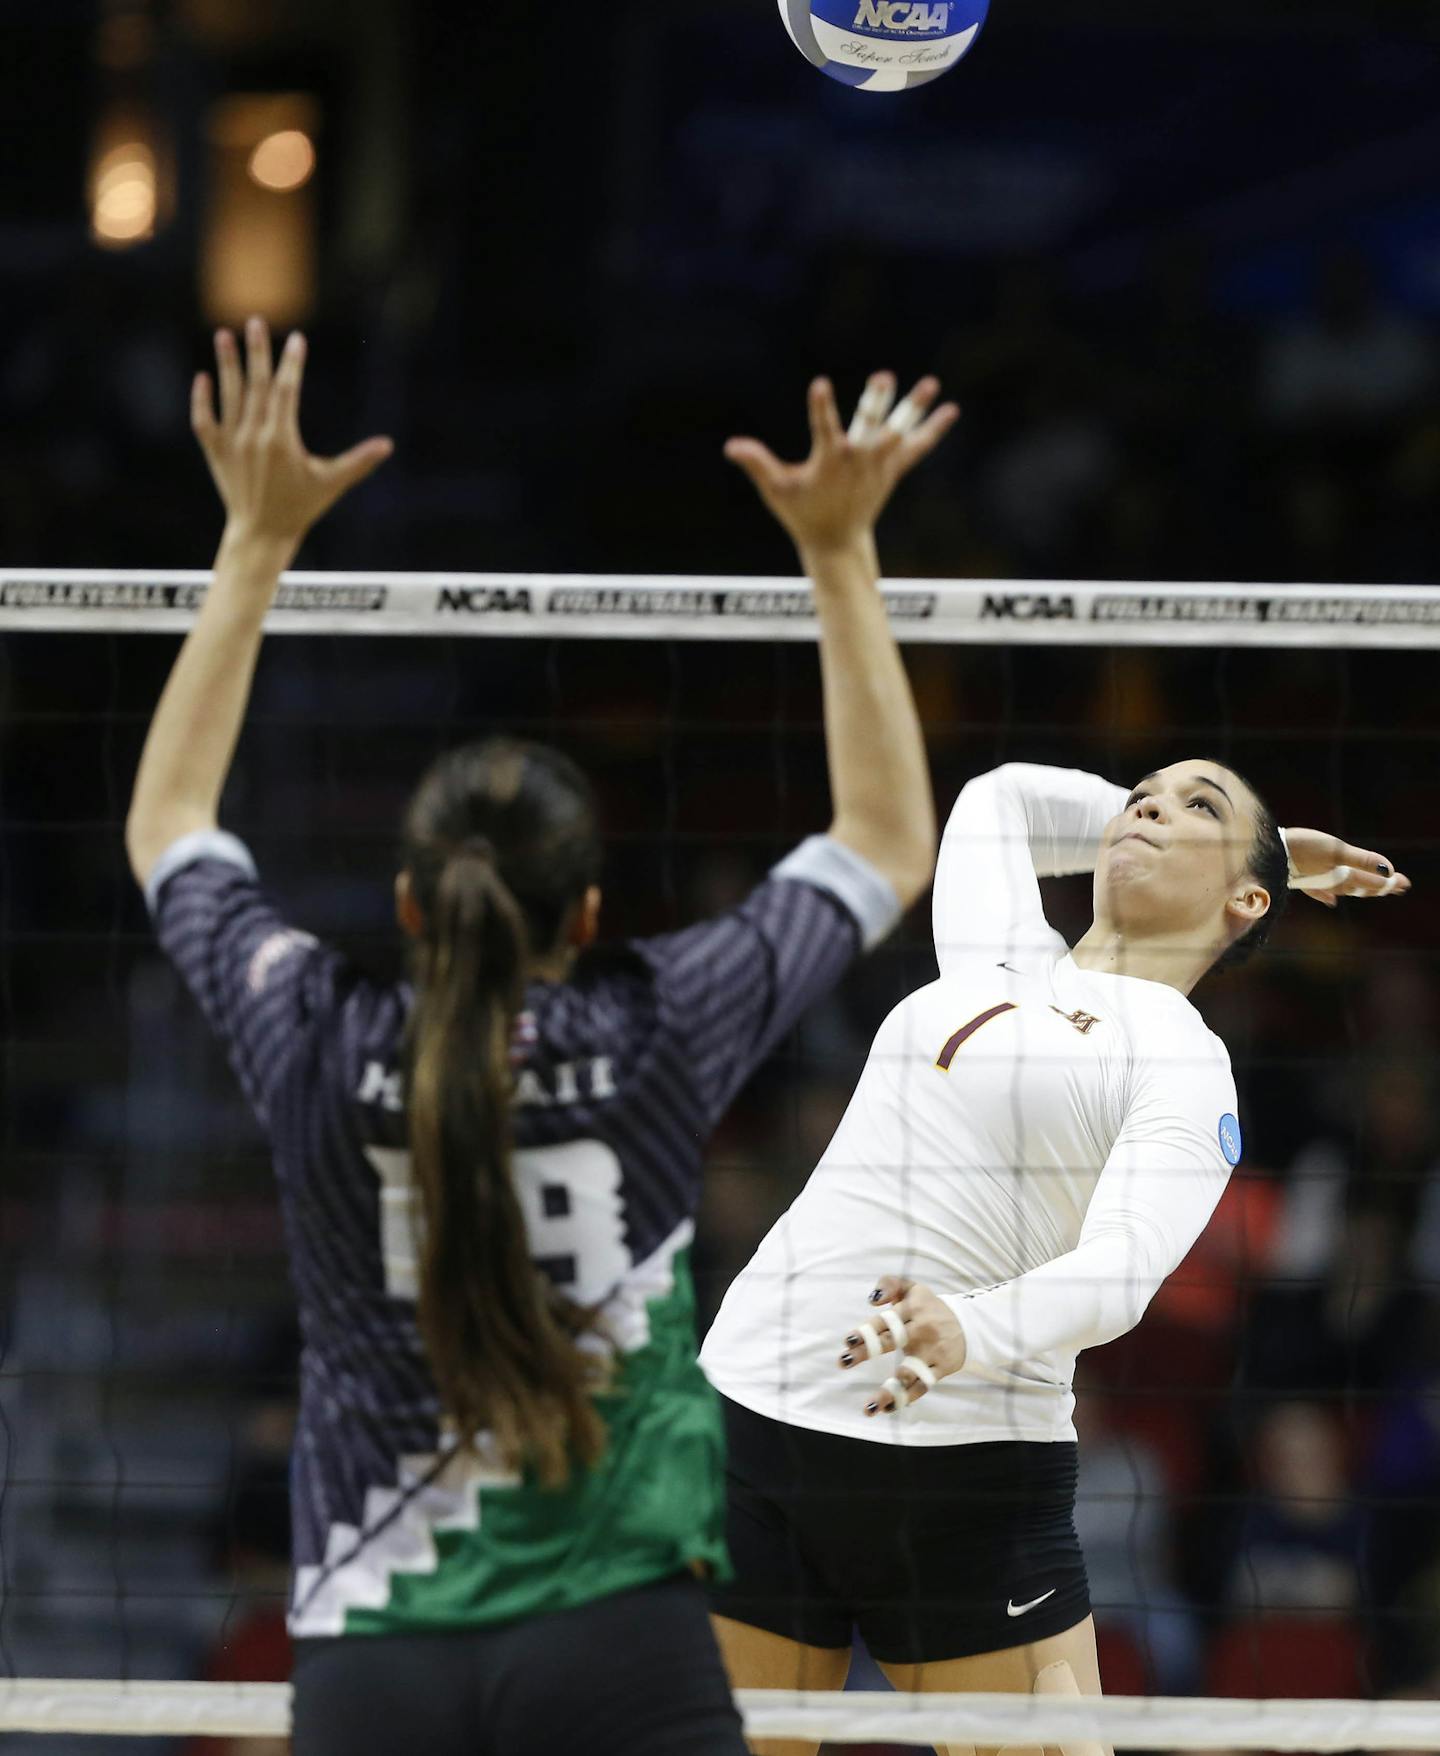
<box><xmin>291</xmin><ymin>1573</ymin><xmax>746</xmax><ymax>1756</ymax></box>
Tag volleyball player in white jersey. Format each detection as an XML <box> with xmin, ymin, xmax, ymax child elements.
<box><xmin>703</xmin><ymin>709</ymin><xmax>1410</xmax><ymax>1746</ymax></box>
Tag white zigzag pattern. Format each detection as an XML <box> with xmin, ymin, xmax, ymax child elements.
<box><xmin>291</xmin><ymin>1441</ymin><xmax>519</xmax><ymax>1636</ymax></box>
<box><xmin>289</xmin><ymin>1219</ymin><xmax>694</xmax><ymax>1637</ymax></box>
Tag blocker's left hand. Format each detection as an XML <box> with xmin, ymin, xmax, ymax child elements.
<box><xmin>837</xmin><ymin>1276</ymin><xmax>967</xmax><ymax>1415</ymax></box>
<box><xmin>193</xmin><ymin>317</ymin><xmax>393</xmax><ymax>547</ymax></box>
<box><xmin>1283</xmin><ymin>826</ymin><xmax>1412</xmax><ymax>908</ymax></box>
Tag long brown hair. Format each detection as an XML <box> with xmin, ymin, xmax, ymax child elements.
<box><xmin>401</xmin><ymin>738</ymin><xmax>604</xmax><ymax>1485</ymax></box>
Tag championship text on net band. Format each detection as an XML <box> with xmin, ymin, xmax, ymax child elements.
<box><xmin>1</xmin><ymin>570</ymin><xmax>1438</xmax><ymax>644</ymax></box>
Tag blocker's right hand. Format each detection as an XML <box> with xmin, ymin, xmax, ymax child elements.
<box><xmin>725</xmin><ymin>372</ymin><xmax>958</xmax><ymax>558</ymax></box>
<box><xmin>192</xmin><ymin>317</ymin><xmax>393</xmax><ymax>547</ymax></box>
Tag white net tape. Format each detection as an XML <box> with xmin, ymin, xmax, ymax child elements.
<box><xmin>1</xmin><ymin>568</ymin><xmax>1438</xmax><ymax>644</ymax></box>
<box><xmin>3</xmin><ymin>1682</ymin><xmax>1440</xmax><ymax>1746</ymax></box>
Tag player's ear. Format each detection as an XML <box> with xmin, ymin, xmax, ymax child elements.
<box><xmin>567</xmin><ymin>884</ymin><xmax>602</xmax><ymax>950</ymax></box>
<box><xmin>395</xmin><ymin>870</ymin><xmax>425</xmax><ymax>939</ymax></box>
<box><xmin>1225</xmin><ymin>879</ymin><xmax>1269</xmax><ymax>933</ymax></box>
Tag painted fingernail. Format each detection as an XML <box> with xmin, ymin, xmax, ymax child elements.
<box><xmin>864</xmin><ymin>1401</ymin><xmax>879</xmax><ymax>1415</ymax></box>
<box><xmin>839</xmin><ymin>1352</ymin><xmax>853</xmax><ymax>1368</ymax></box>
<box><xmin>846</xmin><ymin>1333</ymin><xmax>862</xmax><ymax>1347</ymax></box>
<box><xmin>1378</xmin><ymin>863</ymin><xmax>1391</xmax><ymax>877</ymax></box>
<box><xmin>869</xmin><ymin>1288</ymin><xmax>883</xmax><ymax>1304</ymax></box>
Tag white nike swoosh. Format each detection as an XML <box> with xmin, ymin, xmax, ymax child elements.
<box><xmin>1006</xmin><ymin>1589</ymin><xmax>1057</xmax><ymax>1618</ymax></box>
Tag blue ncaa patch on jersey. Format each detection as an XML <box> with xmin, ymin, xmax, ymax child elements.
<box><xmin>1218</xmin><ymin>1113</ymin><xmax>1243</xmax><ymax>1166</ymax></box>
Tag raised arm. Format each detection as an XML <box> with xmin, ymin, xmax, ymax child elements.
<box><xmin>930</xmin><ymin>768</ymin><xmax>1412</xmax><ymax>976</ymax></box>
<box><xmin>125</xmin><ymin>320</ymin><xmax>392</xmax><ymax>888</ymax></box>
<box><xmin>726</xmin><ymin>372</ymin><xmax>958</xmax><ymax>910</ymax></box>
<box><xmin>932</xmin><ymin>764</ymin><xmax>1129</xmax><ymax>973</ymax></box>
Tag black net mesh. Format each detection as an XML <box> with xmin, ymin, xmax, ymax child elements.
<box><xmin>0</xmin><ymin>628</ymin><xmax>1435</xmax><ymax>1753</ymax></box>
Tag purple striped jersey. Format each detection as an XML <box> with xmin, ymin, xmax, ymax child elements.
<box><xmin>146</xmin><ymin>829</ymin><xmax>897</xmax><ymax>1636</ymax></box>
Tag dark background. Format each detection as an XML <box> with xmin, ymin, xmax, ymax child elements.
<box><xmin>2</xmin><ymin>0</ymin><xmax>1440</xmax><ymax>1748</ymax></box>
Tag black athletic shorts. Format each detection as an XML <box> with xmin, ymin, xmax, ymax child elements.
<box><xmin>710</xmin><ymin>1395</ymin><xmax>1091</xmax><ymax>1666</ymax></box>
<box><xmin>291</xmin><ymin>1572</ymin><xmax>746</xmax><ymax>1756</ymax></box>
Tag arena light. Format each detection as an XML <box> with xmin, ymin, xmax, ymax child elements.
<box><xmin>248</xmin><ymin>129</ymin><xmax>316</xmax><ymax>193</ymax></box>
<box><xmin>202</xmin><ymin>94</ymin><xmax>320</xmax><ymax>326</ymax></box>
<box><xmin>90</xmin><ymin>140</ymin><xmax>157</xmax><ymax>246</ymax></box>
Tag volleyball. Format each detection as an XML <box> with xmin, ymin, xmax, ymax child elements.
<box><xmin>778</xmin><ymin>0</ymin><xmax>990</xmax><ymax>92</ymax></box>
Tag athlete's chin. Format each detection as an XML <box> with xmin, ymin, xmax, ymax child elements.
<box><xmin>1096</xmin><ymin>870</ymin><xmax>1167</xmax><ymax>932</ymax></box>
<box><xmin>1099</xmin><ymin>851</ymin><xmax>1160</xmax><ymax>893</ymax></box>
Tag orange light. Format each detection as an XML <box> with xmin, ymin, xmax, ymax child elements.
<box><xmin>91</xmin><ymin>142</ymin><xmax>156</xmax><ymax>246</ymax></box>
<box><xmin>203</xmin><ymin>95</ymin><xmax>320</xmax><ymax>326</ymax></box>
<box><xmin>248</xmin><ymin>129</ymin><xmax>316</xmax><ymax>193</ymax></box>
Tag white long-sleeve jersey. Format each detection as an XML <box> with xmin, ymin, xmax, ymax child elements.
<box><xmin>700</xmin><ymin>764</ymin><xmax>1241</xmax><ymax>1446</ymax></box>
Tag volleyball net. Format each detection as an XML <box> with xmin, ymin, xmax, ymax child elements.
<box><xmin>6</xmin><ymin>1680</ymin><xmax>1440</xmax><ymax>1746</ymax></box>
<box><xmin>2</xmin><ymin>569</ymin><xmax>1437</xmax><ymax>1750</ymax></box>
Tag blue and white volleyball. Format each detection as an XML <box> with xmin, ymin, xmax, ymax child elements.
<box><xmin>779</xmin><ymin>0</ymin><xmax>990</xmax><ymax>92</ymax></box>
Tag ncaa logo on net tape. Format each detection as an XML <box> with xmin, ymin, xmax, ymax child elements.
<box><xmin>1218</xmin><ymin>1113</ymin><xmax>1243</xmax><ymax>1168</ymax></box>
<box><xmin>778</xmin><ymin>0</ymin><xmax>990</xmax><ymax>92</ymax></box>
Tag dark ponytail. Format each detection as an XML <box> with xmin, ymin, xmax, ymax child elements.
<box><xmin>1206</xmin><ymin>761</ymin><xmax>1291</xmax><ymax>971</ymax></box>
<box><xmin>402</xmin><ymin>740</ymin><xmax>604</xmax><ymax>1486</ymax></box>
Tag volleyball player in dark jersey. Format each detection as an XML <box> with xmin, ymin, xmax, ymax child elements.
<box><xmin>125</xmin><ymin>319</ymin><xmax>957</xmax><ymax>1756</ymax></box>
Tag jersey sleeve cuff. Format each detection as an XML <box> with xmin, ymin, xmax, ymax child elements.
<box><xmin>771</xmin><ymin>835</ymin><xmax>902</xmax><ymax>952</ymax></box>
<box><xmin>144</xmin><ymin>828</ymin><xmax>258</xmax><ymax>918</ymax></box>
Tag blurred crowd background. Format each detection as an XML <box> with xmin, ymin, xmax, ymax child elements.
<box><xmin>2</xmin><ymin>0</ymin><xmax>1440</xmax><ymax>1750</ymax></box>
